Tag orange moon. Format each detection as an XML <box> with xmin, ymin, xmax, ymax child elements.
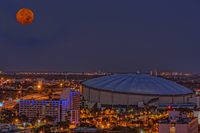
<box><xmin>16</xmin><ymin>8</ymin><xmax>34</xmax><ymax>25</ymax></box>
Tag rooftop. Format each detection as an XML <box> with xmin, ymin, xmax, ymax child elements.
<box><xmin>82</xmin><ymin>74</ymin><xmax>193</xmax><ymax>96</ymax></box>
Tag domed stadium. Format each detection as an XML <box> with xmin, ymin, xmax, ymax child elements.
<box><xmin>81</xmin><ymin>74</ymin><xmax>194</xmax><ymax>106</ymax></box>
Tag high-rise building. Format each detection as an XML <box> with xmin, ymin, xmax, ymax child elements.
<box><xmin>69</xmin><ymin>90</ymin><xmax>80</xmax><ymax>125</ymax></box>
<box><xmin>60</xmin><ymin>88</ymin><xmax>81</xmax><ymax>124</ymax></box>
<box><xmin>19</xmin><ymin>99</ymin><xmax>68</xmax><ymax>122</ymax></box>
<box><xmin>19</xmin><ymin>88</ymin><xmax>81</xmax><ymax>124</ymax></box>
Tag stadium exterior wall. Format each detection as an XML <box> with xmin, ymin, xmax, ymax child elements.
<box><xmin>82</xmin><ymin>86</ymin><xmax>194</xmax><ymax>105</ymax></box>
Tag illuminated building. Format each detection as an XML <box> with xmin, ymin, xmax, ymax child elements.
<box><xmin>159</xmin><ymin>111</ymin><xmax>198</xmax><ymax>133</ymax></box>
<box><xmin>19</xmin><ymin>88</ymin><xmax>80</xmax><ymax>123</ymax></box>
<box><xmin>69</xmin><ymin>90</ymin><xmax>80</xmax><ymax>125</ymax></box>
<box><xmin>194</xmin><ymin>89</ymin><xmax>200</xmax><ymax>108</ymax></box>
<box><xmin>0</xmin><ymin>102</ymin><xmax>3</xmax><ymax>108</ymax></box>
<box><xmin>82</xmin><ymin>74</ymin><xmax>194</xmax><ymax>106</ymax></box>
<box><xmin>19</xmin><ymin>99</ymin><xmax>68</xmax><ymax>122</ymax></box>
<box><xmin>61</xmin><ymin>88</ymin><xmax>81</xmax><ymax>124</ymax></box>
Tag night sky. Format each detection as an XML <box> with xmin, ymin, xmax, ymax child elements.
<box><xmin>1</xmin><ymin>0</ymin><xmax>200</xmax><ymax>73</ymax></box>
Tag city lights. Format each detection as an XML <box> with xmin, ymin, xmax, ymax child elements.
<box><xmin>0</xmin><ymin>0</ymin><xmax>199</xmax><ymax>132</ymax></box>
<box><xmin>0</xmin><ymin>71</ymin><xmax>199</xmax><ymax>132</ymax></box>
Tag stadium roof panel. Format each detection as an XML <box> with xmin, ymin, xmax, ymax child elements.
<box><xmin>82</xmin><ymin>74</ymin><xmax>193</xmax><ymax>96</ymax></box>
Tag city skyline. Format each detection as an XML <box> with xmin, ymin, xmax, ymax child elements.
<box><xmin>1</xmin><ymin>0</ymin><xmax>200</xmax><ymax>73</ymax></box>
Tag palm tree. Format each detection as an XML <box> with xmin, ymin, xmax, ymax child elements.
<box><xmin>42</xmin><ymin>115</ymin><xmax>54</xmax><ymax>124</ymax></box>
<box><xmin>1</xmin><ymin>109</ymin><xmax>16</xmax><ymax>123</ymax></box>
<box><xmin>30</xmin><ymin>117</ymin><xmax>39</xmax><ymax>125</ymax></box>
<box><xmin>19</xmin><ymin>114</ymin><xmax>29</xmax><ymax>123</ymax></box>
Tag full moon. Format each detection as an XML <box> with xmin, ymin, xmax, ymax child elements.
<box><xmin>16</xmin><ymin>8</ymin><xmax>34</xmax><ymax>25</ymax></box>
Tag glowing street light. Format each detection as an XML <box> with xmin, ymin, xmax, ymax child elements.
<box><xmin>15</xmin><ymin>118</ymin><xmax>19</xmax><ymax>124</ymax></box>
<box><xmin>36</xmin><ymin>81</ymin><xmax>43</xmax><ymax>92</ymax></box>
<box><xmin>60</xmin><ymin>83</ymin><xmax>63</xmax><ymax>87</ymax></box>
<box><xmin>37</xmin><ymin>84</ymin><xmax>42</xmax><ymax>89</ymax></box>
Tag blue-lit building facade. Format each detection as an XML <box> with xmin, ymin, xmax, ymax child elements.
<box><xmin>19</xmin><ymin>88</ymin><xmax>81</xmax><ymax>123</ymax></box>
<box><xmin>19</xmin><ymin>99</ymin><xmax>68</xmax><ymax>122</ymax></box>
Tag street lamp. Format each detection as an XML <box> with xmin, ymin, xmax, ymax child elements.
<box><xmin>15</xmin><ymin>118</ymin><xmax>19</xmax><ymax>123</ymax></box>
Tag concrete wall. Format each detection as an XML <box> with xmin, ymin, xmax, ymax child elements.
<box><xmin>83</xmin><ymin>87</ymin><xmax>190</xmax><ymax>105</ymax></box>
<box><xmin>89</xmin><ymin>89</ymin><xmax>99</xmax><ymax>102</ymax></box>
<box><xmin>82</xmin><ymin>87</ymin><xmax>89</xmax><ymax>100</ymax></box>
<box><xmin>175</xmin><ymin>124</ymin><xmax>188</xmax><ymax>133</ymax></box>
<box><xmin>113</xmin><ymin>93</ymin><xmax>127</xmax><ymax>105</ymax></box>
<box><xmin>128</xmin><ymin>95</ymin><xmax>143</xmax><ymax>105</ymax></box>
<box><xmin>100</xmin><ymin>91</ymin><xmax>113</xmax><ymax>104</ymax></box>
<box><xmin>159</xmin><ymin>124</ymin><xmax>170</xmax><ymax>133</ymax></box>
<box><xmin>173</xmin><ymin>96</ymin><xmax>185</xmax><ymax>104</ymax></box>
<box><xmin>159</xmin><ymin>97</ymin><xmax>173</xmax><ymax>104</ymax></box>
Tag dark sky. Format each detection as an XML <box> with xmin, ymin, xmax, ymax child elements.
<box><xmin>1</xmin><ymin>0</ymin><xmax>200</xmax><ymax>73</ymax></box>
